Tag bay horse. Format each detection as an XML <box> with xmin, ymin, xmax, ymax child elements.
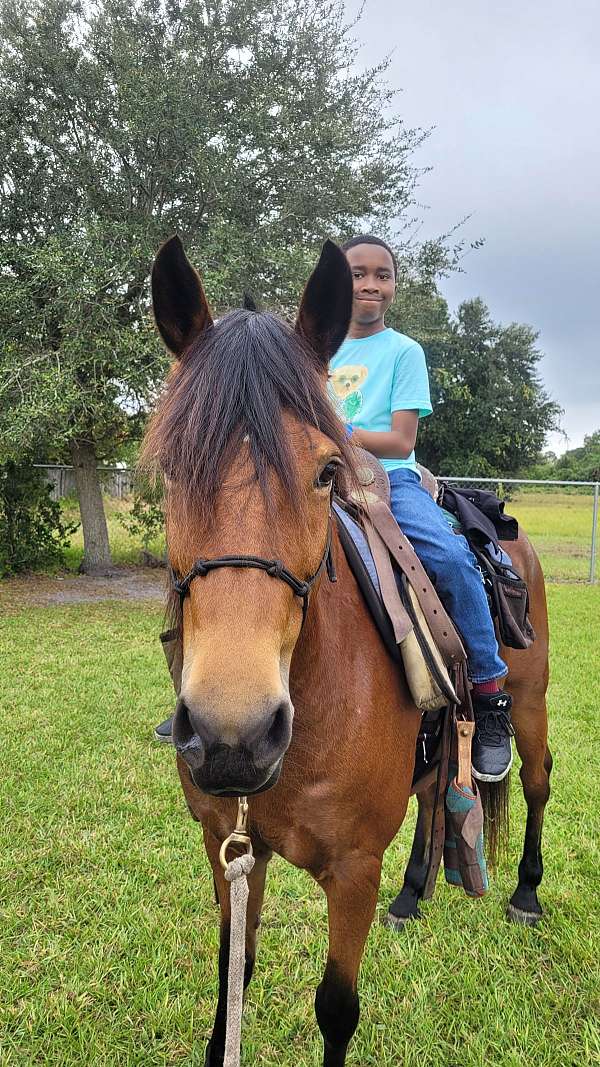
<box><xmin>142</xmin><ymin>236</ymin><xmax>552</xmax><ymax>1066</ymax></box>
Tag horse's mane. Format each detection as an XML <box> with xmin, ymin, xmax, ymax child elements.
<box><xmin>141</xmin><ymin>308</ymin><xmax>355</xmax><ymax>521</ymax></box>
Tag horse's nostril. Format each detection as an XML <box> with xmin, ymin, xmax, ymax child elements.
<box><xmin>172</xmin><ymin>700</ymin><xmax>189</xmax><ymax>743</ymax></box>
<box><xmin>172</xmin><ymin>699</ymin><xmax>206</xmax><ymax>752</ymax></box>
<box><xmin>267</xmin><ymin>702</ymin><xmax>290</xmax><ymax>753</ymax></box>
<box><xmin>173</xmin><ymin>702</ymin><xmax>206</xmax><ymax>775</ymax></box>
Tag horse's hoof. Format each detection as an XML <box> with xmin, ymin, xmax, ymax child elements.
<box><xmin>382</xmin><ymin>910</ymin><xmax>420</xmax><ymax>931</ymax></box>
<box><xmin>506</xmin><ymin>902</ymin><xmax>542</xmax><ymax>926</ymax></box>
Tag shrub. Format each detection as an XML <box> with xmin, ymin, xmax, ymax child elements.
<box><xmin>118</xmin><ymin>486</ymin><xmax>165</xmax><ymax>554</ymax></box>
<box><xmin>0</xmin><ymin>462</ymin><xmax>78</xmax><ymax>576</ymax></box>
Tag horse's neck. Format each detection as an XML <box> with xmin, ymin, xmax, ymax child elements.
<box><xmin>284</xmin><ymin>532</ymin><xmax>419</xmax><ymax>812</ymax></box>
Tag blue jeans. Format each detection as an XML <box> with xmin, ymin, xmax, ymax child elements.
<box><xmin>389</xmin><ymin>468</ymin><xmax>507</xmax><ymax>683</ymax></box>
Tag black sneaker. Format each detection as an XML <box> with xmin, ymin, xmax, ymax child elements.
<box><xmin>154</xmin><ymin>715</ymin><xmax>174</xmax><ymax>744</ymax></box>
<box><xmin>471</xmin><ymin>691</ymin><xmax>514</xmax><ymax>782</ymax></box>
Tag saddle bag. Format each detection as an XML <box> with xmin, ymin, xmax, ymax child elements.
<box><xmin>473</xmin><ymin>548</ymin><xmax>535</xmax><ymax>650</ymax></box>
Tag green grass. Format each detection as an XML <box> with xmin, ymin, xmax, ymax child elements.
<box><xmin>57</xmin><ymin>490</ymin><xmax>598</xmax><ymax>582</ymax></box>
<box><xmin>1</xmin><ymin>586</ymin><xmax>599</xmax><ymax>1065</ymax></box>
<box><xmin>508</xmin><ymin>493</ymin><xmax>598</xmax><ymax>583</ymax></box>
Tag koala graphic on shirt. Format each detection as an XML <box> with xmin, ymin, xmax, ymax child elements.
<box><xmin>329</xmin><ymin>365</ymin><xmax>369</xmax><ymax>422</ymax></box>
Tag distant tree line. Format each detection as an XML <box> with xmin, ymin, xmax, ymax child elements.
<box><xmin>387</xmin><ymin>295</ymin><xmax>561</xmax><ymax>477</ymax></box>
<box><xmin>0</xmin><ymin>0</ymin><xmax>562</xmax><ymax>574</ymax></box>
<box><xmin>525</xmin><ymin>431</ymin><xmax>600</xmax><ymax>484</ymax></box>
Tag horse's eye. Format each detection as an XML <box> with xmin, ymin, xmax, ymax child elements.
<box><xmin>315</xmin><ymin>460</ymin><xmax>341</xmax><ymax>490</ymax></box>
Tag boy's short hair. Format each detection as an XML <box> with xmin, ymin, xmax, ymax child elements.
<box><xmin>341</xmin><ymin>235</ymin><xmax>398</xmax><ymax>280</ymax></box>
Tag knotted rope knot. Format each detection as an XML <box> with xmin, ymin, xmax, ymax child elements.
<box><xmin>174</xmin><ymin>560</ymin><xmax>209</xmax><ymax>596</ymax></box>
<box><xmin>224</xmin><ymin>853</ymin><xmax>255</xmax><ymax>882</ymax></box>
<box><xmin>267</xmin><ymin>559</ymin><xmax>284</xmax><ymax>579</ymax></box>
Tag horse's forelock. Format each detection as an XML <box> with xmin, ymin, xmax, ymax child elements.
<box><xmin>141</xmin><ymin>309</ymin><xmax>356</xmax><ymax>523</ymax></box>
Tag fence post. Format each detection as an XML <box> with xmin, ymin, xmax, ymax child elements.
<box><xmin>590</xmin><ymin>483</ymin><xmax>599</xmax><ymax>584</ymax></box>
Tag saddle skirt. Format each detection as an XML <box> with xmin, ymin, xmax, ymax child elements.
<box><xmin>347</xmin><ymin>450</ymin><xmax>534</xmax><ymax>653</ymax></box>
<box><xmin>334</xmin><ymin>451</ymin><xmax>468</xmax><ymax>715</ymax></box>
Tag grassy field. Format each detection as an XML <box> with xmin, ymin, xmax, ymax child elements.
<box><xmin>1</xmin><ymin>585</ymin><xmax>599</xmax><ymax>1066</ymax></box>
<box><xmin>507</xmin><ymin>492</ymin><xmax>597</xmax><ymax>582</ymax></box>
<box><xmin>59</xmin><ymin>490</ymin><xmax>598</xmax><ymax>583</ymax></box>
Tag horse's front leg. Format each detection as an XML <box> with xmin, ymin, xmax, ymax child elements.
<box><xmin>203</xmin><ymin>827</ymin><xmax>271</xmax><ymax>1067</ymax></box>
<box><xmin>315</xmin><ymin>851</ymin><xmax>382</xmax><ymax>1067</ymax></box>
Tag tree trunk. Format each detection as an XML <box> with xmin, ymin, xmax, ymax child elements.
<box><xmin>69</xmin><ymin>438</ymin><xmax>114</xmax><ymax>575</ymax></box>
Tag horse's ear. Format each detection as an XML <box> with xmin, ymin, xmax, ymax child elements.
<box><xmin>152</xmin><ymin>236</ymin><xmax>213</xmax><ymax>357</ymax></box>
<box><xmin>296</xmin><ymin>240</ymin><xmax>353</xmax><ymax>367</ymax></box>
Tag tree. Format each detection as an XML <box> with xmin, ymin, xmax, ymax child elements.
<box><xmin>413</xmin><ymin>298</ymin><xmax>562</xmax><ymax>476</ymax></box>
<box><xmin>0</xmin><ymin>229</ymin><xmax>161</xmax><ymax>570</ymax></box>
<box><xmin>0</xmin><ymin>0</ymin><xmax>430</xmax><ymax>570</ymax></box>
<box><xmin>554</xmin><ymin>431</ymin><xmax>600</xmax><ymax>482</ymax></box>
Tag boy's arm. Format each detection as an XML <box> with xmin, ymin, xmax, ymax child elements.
<box><xmin>351</xmin><ymin>410</ymin><xmax>419</xmax><ymax>460</ymax></box>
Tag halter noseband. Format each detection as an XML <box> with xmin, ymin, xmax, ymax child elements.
<box><xmin>172</xmin><ymin>515</ymin><xmax>336</xmax><ymax>627</ymax></box>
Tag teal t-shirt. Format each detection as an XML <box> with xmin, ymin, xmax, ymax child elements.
<box><xmin>329</xmin><ymin>328</ymin><xmax>433</xmax><ymax>473</ymax></box>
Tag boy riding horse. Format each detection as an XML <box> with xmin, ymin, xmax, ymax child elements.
<box><xmin>156</xmin><ymin>234</ymin><xmax>513</xmax><ymax>783</ymax></box>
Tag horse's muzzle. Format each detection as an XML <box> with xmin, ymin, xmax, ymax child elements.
<box><xmin>189</xmin><ymin>750</ymin><xmax>284</xmax><ymax>797</ymax></box>
<box><xmin>173</xmin><ymin>696</ymin><xmax>291</xmax><ymax>796</ymax></box>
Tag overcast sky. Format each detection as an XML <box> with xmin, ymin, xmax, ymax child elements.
<box><xmin>346</xmin><ymin>0</ymin><xmax>599</xmax><ymax>453</ymax></box>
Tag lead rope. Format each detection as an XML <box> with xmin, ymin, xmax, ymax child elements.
<box><xmin>220</xmin><ymin>797</ymin><xmax>255</xmax><ymax>1067</ymax></box>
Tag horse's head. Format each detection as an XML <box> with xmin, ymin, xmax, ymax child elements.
<box><xmin>143</xmin><ymin>237</ymin><xmax>354</xmax><ymax>796</ymax></box>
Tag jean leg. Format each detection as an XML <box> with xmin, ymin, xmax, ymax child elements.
<box><xmin>388</xmin><ymin>470</ymin><xmax>507</xmax><ymax>682</ymax></box>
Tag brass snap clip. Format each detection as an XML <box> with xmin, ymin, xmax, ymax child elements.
<box><xmin>219</xmin><ymin>796</ymin><xmax>253</xmax><ymax>870</ymax></box>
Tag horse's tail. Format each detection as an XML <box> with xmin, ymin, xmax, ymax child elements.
<box><xmin>479</xmin><ymin>774</ymin><xmax>511</xmax><ymax>870</ymax></box>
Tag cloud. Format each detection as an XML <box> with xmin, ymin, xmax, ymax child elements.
<box><xmin>346</xmin><ymin>0</ymin><xmax>600</xmax><ymax>447</ymax></box>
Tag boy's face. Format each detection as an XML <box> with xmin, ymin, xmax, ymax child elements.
<box><xmin>345</xmin><ymin>243</ymin><xmax>396</xmax><ymax>327</ymax></box>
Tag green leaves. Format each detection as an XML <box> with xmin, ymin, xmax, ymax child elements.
<box><xmin>0</xmin><ymin>225</ymin><xmax>166</xmax><ymax>462</ymax></box>
<box><xmin>549</xmin><ymin>431</ymin><xmax>600</xmax><ymax>483</ymax></box>
<box><xmin>0</xmin><ymin>461</ymin><xmax>79</xmax><ymax>575</ymax></box>
<box><xmin>0</xmin><ymin>0</ymin><xmax>430</xmax><ymax>467</ymax></box>
<box><xmin>398</xmin><ymin>297</ymin><xmax>563</xmax><ymax>477</ymax></box>
<box><xmin>0</xmin><ymin>0</ymin><xmax>560</xmax><ymax>488</ymax></box>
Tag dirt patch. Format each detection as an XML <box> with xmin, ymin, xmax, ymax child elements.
<box><xmin>0</xmin><ymin>566</ymin><xmax>167</xmax><ymax>613</ymax></box>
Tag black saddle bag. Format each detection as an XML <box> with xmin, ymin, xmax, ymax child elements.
<box><xmin>473</xmin><ymin>548</ymin><xmax>535</xmax><ymax>650</ymax></box>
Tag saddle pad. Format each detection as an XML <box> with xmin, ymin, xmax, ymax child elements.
<box><xmin>333</xmin><ymin>502</ymin><xmax>380</xmax><ymax>593</ymax></box>
<box><xmin>333</xmin><ymin>503</ymin><xmax>400</xmax><ymax>663</ymax></box>
<box><xmin>333</xmin><ymin>498</ymin><xmax>464</xmax><ymax>709</ymax></box>
<box><xmin>334</xmin><ymin>502</ymin><xmax>427</xmax><ymax>657</ymax></box>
